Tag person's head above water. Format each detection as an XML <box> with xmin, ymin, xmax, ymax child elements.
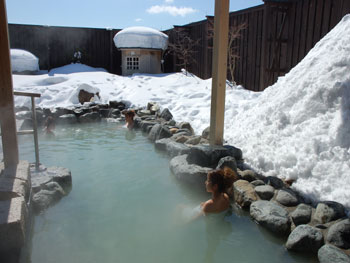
<box><xmin>122</xmin><ymin>109</ymin><xmax>136</xmax><ymax>129</ymax></box>
<box><xmin>206</xmin><ymin>167</ymin><xmax>238</xmax><ymax>194</ymax></box>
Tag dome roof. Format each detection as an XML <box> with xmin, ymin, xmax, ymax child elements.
<box><xmin>113</xmin><ymin>26</ymin><xmax>168</xmax><ymax>50</ymax></box>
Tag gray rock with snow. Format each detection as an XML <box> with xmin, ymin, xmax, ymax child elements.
<box><xmin>148</xmin><ymin>124</ymin><xmax>172</xmax><ymax>142</ymax></box>
<box><xmin>186</xmin><ymin>145</ymin><xmax>232</xmax><ymax>168</ymax></box>
<box><xmin>250</xmin><ymin>200</ymin><xmax>291</xmax><ymax>235</ymax></box>
<box><xmin>314</xmin><ymin>201</ymin><xmax>346</xmax><ymax>224</ymax></box>
<box><xmin>276</xmin><ymin>188</ymin><xmax>300</xmax><ymax>207</ymax></box>
<box><xmin>286</xmin><ymin>224</ymin><xmax>324</xmax><ymax>252</ymax></box>
<box><xmin>318</xmin><ymin>244</ymin><xmax>350</xmax><ymax>263</ymax></box>
<box><xmin>255</xmin><ymin>185</ymin><xmax>275</xmax><ymax>200</ymax></box>
<box><xmin>326</xmin><ymin>219</ymin><xmax>350</xmax><ymax>249</ymax></box>
<box><xmin>291</xmin><ymin>203</ymin><xmax>313</xmax><ymax>225</ymax></box>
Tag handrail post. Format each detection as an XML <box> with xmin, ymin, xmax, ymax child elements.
<box><xmin>31</xmin><ymin>97</ymin><xmax>40</xmax><ymax>170</ymax></box>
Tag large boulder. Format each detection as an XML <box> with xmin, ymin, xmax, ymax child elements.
<box><xmin>155</xmin><ymin>138</ymin><xmax>190</xmax><ymax>157</ymax></box>
<box><xmin>169</xmin><ymin>154</ymin><xmax>212</xmax><ymax>186</ymax></box>
<box><xmin>264</xmin><ymin>176</ymin><xmax>285</xmax><ymax>189</ymax></box>
<box><xmin>148</xmin><ymin>124</ymin><xmax>172</xmax><ymax>142</ymax></box>
<box><xmin>291</xmin><ymin>203</ymin><xmax>313</xmax><ymax>226</ymax></box>
<box><xmin>32</xmin><ymin>182</ymin><xmax>66</xmax><ymax>214</ymax></box>
<box><xmin>159</xmin><ymin>108</ymin><xmax>173</xmax><ymax>121</ymax></box>
<box><xmin>233</xmin><ymin>180</ymin><xmax>259</xmax><ymax>209</ymax></box>
<box><xmin>314</xmin><ymin>201</ymin><xmax>346</xmax><ymax>224</ymax></box>
<box><xmin>186</xmin><ymin>145</ymin><xmax>233</xmax><ymax>168</ymax></box>
<box><xmin>140</xmin><ymin>121</ymin><xmax>157</xmax><ymax>133</ymax></box>
<box><xmin>250</xmin><ymin>200</ymin><xmax>291</xmax><ymax>235</ymax></box>
<box><xmin>286</xmin><ymin>224</ymin><xmax>324</xmax><ymax>253</ymax></box>
<box><xmin>238</xmin><ymin>170</ymin><xmax>257</xmax><ymax>182</ymax></box>
<box><xmin>318</xmin><ymin>244</ymin><xmax>350</xmax><ymax>263</ymax></box>
<box><xmin>178</xmin><ymin>122</ymin><xmax>194</xmax><ymax>135</ymax></box>
<box><xmin>326</xmin><ymin>219</ymin><xmax>350</xmax><ymax>249</ymax></box>
<box><xmin>275</xmin><ymin>189</ymin><xmax>300</xmax><ymax>207</ymax></box>
<box><xmin>255</xmin><ymin>185</ymin><xmax>275</xmax><ymax>200</ymax></box>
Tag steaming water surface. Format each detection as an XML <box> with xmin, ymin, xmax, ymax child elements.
<box><xmin>18</xmin><ymin>122</ymin><xmax>317</xmax><ymax>263</ymax></box>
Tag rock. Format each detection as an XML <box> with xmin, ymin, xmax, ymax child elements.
<box><xmin>79</xmin><ymin>112</ymin><xmax>100</xmax><ymax>123</ymax></box>
<box><xmin>19</xmin><ymin>118</ymin><xmax>33</xmax><ymax>130</ymax></box>
<box><xmin>57</xmin><ymin>114</ymin><xmax>78</xmax><ymax>125</ymax></box>
<box><xmin>276</xmin><ymin>189</ymin><xmax>300</xmax><ymax>207</ymax></box>
<box><xmin>147</xmin><ymin>102</ymin><xmax>160</xmax><ymax>114</ymax></box>
<box><xmin>165</xmin><ymin>141</ymin><xmax>191</xmax><ymax>157</ymax></box>
<box><xmin>175</xmin><ymin>135</ymin><xmax>190</xmax><ymax>143</ymax></box>
<box><xmin>318</xmin><ymin>244</ymin><xmax>350</xmax><ymax>263</ymax></box>
<box><xmin>165</xmin><ymin>120</ymin><xmax>176</xmax><ymax>126</ymax></box>
<box><xmin>32</xmin><ymin>182</ymin><xmax>65</xmax><ymax>213</ymax></box>
<box><xmin>233</xmin><ymin>180</ymin><xmax>258</xmax><ymax>209</ymax></box>
<box><xmin>239</xmin><ymin>170</ymin><xmax>257</xmax><ymax>182</ymax></box>
<box><xmin>169</xmin><ymin>154</ymin><xmax>212</xmax><ymax>186</ymax></box>
<box><xmin>178</xmin><ymin>122</ymin><xmax>194</xmax><ymax>135</ymax></box>
<box><xmin>264</xmin><ymin>176</ymin><xmax>285</xmax><ymax>189</ymax></box>
<box><xmin>202</xmin><ymin>126</ymin><xmax>210</xmax><ymax>139</ymax></box>
<box><xmin>314</xmin><ymin>201</ymin><xmax>346</xmax><ymax>224</ymax></box>
<box><xmin>140</xmin><ymin>121</ymin><xmax>157</xmax><ymax>133</ymax></box>
<box><xmin>148</xmin><ymin>124</ymin><xmax>172</xmax><ymax>142</ymax></box>
<box><xmin>216</xmin><ymin>156</ymin><xmax>237</xmax><ymax>173</ymax></box>
<box><xmin>291</xmin><ymin>203</ymin><xmax>313</xmax><ymax>226</ymax></box>
<box><xmin>52</xmin><ymin>107</ymin><xmax>73</xmax><ymax>118</ymax></box>
<box><xmin>186</xmin><ymin>145</ymin><xmax>232</xmax><ymax>168</ymax></box>
<box><xmin>185</xmin><ymin>136</ymin><xmax>201</xmax><ymax>145</ymax></box>
<box><xmin>99</xmin><ymin>108</ymin><xmax>111</xmax><ymax>118</ymax></box>
<box><xmin>46</xmin><ymin>166</ymin><xmax>72</xmax><ymax>193</ymax></box>
<box><xmin>250</xmin><ymin>200</ymin><xmax>291</xmax><ymax>235</ymax></box>
<box><xmin>255</xmin><ymin>185</ymin><xmax>275</xmax><ymax>200</ymax></box>
<box><xmin>15</xmin><ymin>110</ymin><xmax>32</xmax><ymax>120</ymax></box>
<box><xmin>138</xmin><ymin>109</ymin><xmax>152</xmax><ymax>116</ymax></box>
<box><xmin>0</xmin><ymin>177</ymin><xmax>29</xmax><ymax>203</ymax></box>
<box><xmin>326</xmin><ymin>219</ymin><xmax>350</xmax><ymax>249</ymax></box>
<box><xmin>78</xmin><ymin>89</ymin><xmax>95</xmax><ymax>104</ymax></box>
<box><xmin>286</xmin><ymin>224</ymin><xmax>324</xmax><ymax>253</ymax></box>
<box><xmin>110</xmin><ymin>109</ymin><xmax>121</xmax><ymax>118</ymax></box>
<box><xmin>109</xmin><ymin>101</ymin><xmax>126</xmax><ymax>110</ymax></box>
<box><xmin>159</xmin><ymin>108</ymin><xmax>173</xmax><ymax>121</ymax></box>
<box><xmin>223</xmin><ymin>145</ymin><xmax>243</xmax><ymax>161</ymax></box>
<box><xmin>251</xmin><ymin>180</ymin><xmax>265</xmax><ymax>187</ymax></box>
<box><xmin>154</xmin><ymin>138</ymin><xmax>172</xmax><ymax>151</ymax></box>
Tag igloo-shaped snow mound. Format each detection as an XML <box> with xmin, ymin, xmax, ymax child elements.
<box><xmin>113</xmin><ymin>26</ymin><xmax>168</xmax><ymax>50</ymax></box>
<box><xmin>11</xmin><ymin>49</ymin><xmax>39</xmax><ymax>73</ymax></box>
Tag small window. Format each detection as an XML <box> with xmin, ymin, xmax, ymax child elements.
<box><xmin>126</xmin><ymin>57</ymin><xmax>139</xmax><ymax>70</ymax></box>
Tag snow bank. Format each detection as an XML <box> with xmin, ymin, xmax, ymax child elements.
<box><xmin>49</xmin><ymin>63</ymin><xmax>107</xmax><ymax>75</ymax></box>
<box><xmin>114</xmin><ymin>26</ymin><xmax>168</xmax><ymax>50</ymax></box>
<box><xmin>10</xmin><ymin>49</ymin><xmax>39</xmax><ymax>73</ymax></box>
<box><xmin>224</xmin><ymin>14</ymin><xmax>350</xmax><ymax>206</ymax></box>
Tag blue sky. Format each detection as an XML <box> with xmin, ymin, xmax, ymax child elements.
<box><xmin>6</xmin><ymin>0</ymin><xmax>263</xmax><ymax>31</ymax></box>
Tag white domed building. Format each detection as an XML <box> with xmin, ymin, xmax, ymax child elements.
<box><xmin>113</xmin><ymin>26</ymin><xmax>168</xmax><ymax>76</ymax></box>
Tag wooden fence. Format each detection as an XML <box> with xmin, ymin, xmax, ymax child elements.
<box><xmin>8</xmin><ymin>0</ymin><xmax>350</xmax><ymax>91</ymax></box>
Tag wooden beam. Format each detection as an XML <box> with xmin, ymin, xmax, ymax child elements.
<box><xmin>0</xmin><ymin>0</ymin><xmax>19</xmax><ymax>168</ymax></box>
<box><xmin>209</xmin><ymin>0</ymin><xmax>229</xmax><ymax>146</ymax></box>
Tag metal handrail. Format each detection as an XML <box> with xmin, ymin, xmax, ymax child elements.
<box><xmin>14</xmin><ymin>91</ymin><xmax>41</xmax><ymax>170</ymax></box>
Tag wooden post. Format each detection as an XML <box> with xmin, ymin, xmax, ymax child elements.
<box><xmin>0</xmin><ymin>0</ymin><xmax>19</xmax><ymax>168</ymax></box>
<box><xmin>209</xmin><ymin>0</ymin><xmax>229</xmax><ymax>146</ymax></box>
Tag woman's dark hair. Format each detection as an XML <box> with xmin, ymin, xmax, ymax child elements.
<box><xmin>208</xmin><ymin>167</ymin><xmax>238</xmax><ymax>193</ymax></box>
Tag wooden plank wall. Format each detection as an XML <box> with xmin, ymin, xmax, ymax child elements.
<box><xmin>8</xmin><ymin>24</ymin><xmax>122</xmax><ymax>74</ymax></box>
<box><xmin>8</xmin><ymin>0</ymin><xmax>350</xmax><ymax>90</ymax></box>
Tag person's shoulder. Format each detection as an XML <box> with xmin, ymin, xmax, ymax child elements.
<box><xmin>201</xmin><ymin>200</ymin><xmax>215</xmax><ymax>214</ymax></box>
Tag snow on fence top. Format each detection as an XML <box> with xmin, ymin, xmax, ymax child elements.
<box><xmin>113</xmin><ymin>26</ymin><xmax>168</xmax><ymax>50</ymax></box>
<box><xmin>10</xmin><ymin>49</ymin><xmax>39</xmax><ymax>73</ymax></box>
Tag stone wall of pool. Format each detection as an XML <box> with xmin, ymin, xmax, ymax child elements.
<box><xmin>9</xmin><ymin>100</ymin><xmax>350</xmax><ymax>262</ymax></box>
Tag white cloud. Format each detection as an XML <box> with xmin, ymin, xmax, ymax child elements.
<box><xmin>146</xmin><ymin>5</ymin><xmax>197</xmax><ymax>17</ymax></box>
<box><xmin>135</xmin><ymin>18</ymin><xmax>143</xmax><ymax>22</ymax></box>
<box><xmin>164</xmin><ymin>0</ymin><xmax>174</xmax><ymax>3</ymax></box>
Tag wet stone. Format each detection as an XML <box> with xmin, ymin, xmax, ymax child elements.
<box><xmin>291</xmin><ymin>203</ymin><xmax>313</xmax><ymax>226</ymax></box>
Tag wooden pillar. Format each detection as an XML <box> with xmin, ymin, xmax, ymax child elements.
<box><xmin>0</xmin><ymin>0</ymin><xmax>19</xmax><ymax>168</ymax></box>
<box><xmin>209</xmin><ymin>0</ymin><xmax>229</xmax><ymax>146</ymax></box>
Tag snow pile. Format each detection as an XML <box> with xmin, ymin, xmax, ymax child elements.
<box><xmin>49</xmin><ymin>63</ymin><xmax>107</xmax><ymax>75</ymax></box>
<box><xmin>114</xmin><ymin>26</ymin><xmax>168</xmax><ymax>50</ymax></box>
<box><xmin>224</xmin><ymin>14</ymin><xmax>350</xmax><ymax>205</ymax></box>
<box><xmin>10</xmin><ymin>49</ymin><xmax>39</xmax><ymax>73</ymax></box>
<box><xmin>11</xmin><ymin>15</ymin><xmax>350</xmax><ymax>208</ymax></box>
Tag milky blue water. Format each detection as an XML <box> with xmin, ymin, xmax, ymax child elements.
<box><xmin>17</xmin><ymin>122</ymin><xmax>317</xmax><ymax>263</ymax></box>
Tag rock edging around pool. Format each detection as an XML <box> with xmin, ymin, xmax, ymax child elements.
<box><xmin>0</xmin><ymin>161</ymin><xmax>72</xmax><ymax>261</ymax></box>
<box><xmin>131</xmin><ymin>104</ymin><xmax>350</xmax><ymax>263</ymax></box>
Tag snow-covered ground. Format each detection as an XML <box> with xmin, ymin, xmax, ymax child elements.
<box><xmin>9</xmin><ymin>15</ymin><xmax>350</xmax><ymax>208</ymax></box>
